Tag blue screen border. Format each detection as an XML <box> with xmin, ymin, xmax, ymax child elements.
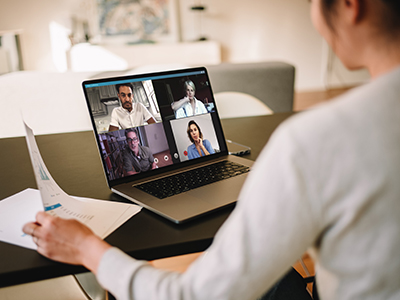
<box><xmin>84</xmin><ymin>70</ymin><xmax>206</xmax><ymax>88</ymax></box>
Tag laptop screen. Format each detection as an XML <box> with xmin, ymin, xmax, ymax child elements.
<box><xmin>82</xmin><ymin>67</ymin><xmax>228</xmax><ymax>186</ymax></box>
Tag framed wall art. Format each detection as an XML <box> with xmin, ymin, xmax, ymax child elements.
<box><xmin>97</xmin><ymin>0</ymin><xmax>180</xmax><ymax>44</ymax></box>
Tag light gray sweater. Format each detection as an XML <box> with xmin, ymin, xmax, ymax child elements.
<box><xmin>97</xmin><ymin>66</ymin><xmax>400</xmax><ymax>300</ymax></box>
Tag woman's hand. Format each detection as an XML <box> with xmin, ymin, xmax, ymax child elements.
<box><xmin>23</xmin><ymin>211</ymin><xmax>111</xmax><ymax>274</ymax></box>
<box><xmin>195</xmin><ymin>137</ymin><xmax>204</xmax><ymax>148</ymax></box>
<box><xmin>194</xmin><ymin>138</ymin><xmax>210</xmax><ymax>156</ymax></box>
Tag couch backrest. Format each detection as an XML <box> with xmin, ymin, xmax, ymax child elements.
<box><xmin>206</xmin><ymin>62</ymin><xmax>295</xmax><ymax>113</ymax></box>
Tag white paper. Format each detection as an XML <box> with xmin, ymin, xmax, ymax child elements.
<box><xmin>0</xmin><ymin>122</ymin><xmax>141</xmax><ymax>250</ymax></box>
<box><xmin>0</xmin><ymin>189</ymin><xmax>43</xmax><ymax>249</ymax></box>
<box><xmin>0</xmin><ymin>189</ymin><xmax>141</xmax><ymax>250</ymax></box>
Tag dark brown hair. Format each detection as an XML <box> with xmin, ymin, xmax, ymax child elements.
<box><xmin>187</xmin><ymin>120</ymin><xmax>203</xmax><ymax>143</ymax></box>
<box><xmin>380</xmin><ymin>0</ymin><xmax>400</xmax><ymax>32</ymax></box>
<box><xmin>320</xmin><ymin>0</ymin><xmax>337</xmax><ymax>30</ymax></box>
<box><xmin>321</xmin><ymin>0</ymin><xmax>400</xmax><ymax>33</ymax></box>
<box><xmin>115</xmin><ymin>82</ymin><xmax>133</xmax><ymax>94</ymax></box>
<box><xmin>125</xmin><ymin>127</ymin><xmax>139</xmax><ymax>139</ymax></box>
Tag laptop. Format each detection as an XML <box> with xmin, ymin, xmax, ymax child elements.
<box><xmin>82</xmin><ymin>67</ymin><xmax>254</xmax><ymax>223</ymax></box>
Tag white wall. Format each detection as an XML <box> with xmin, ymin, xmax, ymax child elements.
<box><xmin>0</xmin><ymin>0</ymin><xmax>369</xmax><ymax>90</ymax></box>
<box><xmin>0</xmin><ymin>0</ymin><xmax>95</xmax><ymax>71</ymax></box>
<box><xmin>179</xmin><ymin>0</ymin><xmax>370</xmax><ymax>90</ymax></box>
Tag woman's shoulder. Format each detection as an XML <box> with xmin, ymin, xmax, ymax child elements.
<box><xmin>277</xmin><ymin>69</ymin><xmax>400</xmax><ymax>153</ymax></box>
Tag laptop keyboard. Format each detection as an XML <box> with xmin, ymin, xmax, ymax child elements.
<box><xmin>136</xmin><ymin>161</ymin><xmax>250</xmax><ymax>199</ymax></box>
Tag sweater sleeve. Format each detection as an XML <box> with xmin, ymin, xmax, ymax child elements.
<box><xmin>97</xmin><ymin>121</ymin><xmax>321</xmax><ymax>300</ymax></box>
<box><xmin>175</xmin><ymin>107</ymin><xmax>186</xmax><ymax>119</ymax></box>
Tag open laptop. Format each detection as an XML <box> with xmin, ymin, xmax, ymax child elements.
<box><xmin>82</xmin><ymin>67</ymin><xmax>254</xmax><ymax>223</ymax></box>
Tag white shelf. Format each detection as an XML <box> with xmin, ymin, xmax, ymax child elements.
<box><xmin>69</xmin><ymin>41</ymin><xmax>221</xmax><ymax>72</ymax></box>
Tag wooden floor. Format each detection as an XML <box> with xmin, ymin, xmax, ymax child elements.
<box><xmin>150</xmin><ymin>86</ymin><xmax>355</xmax><ymax>293</ymax></box>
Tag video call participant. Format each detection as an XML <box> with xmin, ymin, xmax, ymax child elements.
<box><xmin>171</xmin><ymin>80</ymin><xmax>208</xmax><ymax>118</ymax></box>
<box><xmin>108</xmin><ymin>83</ymin><xmax>156</xmax><ymax>131</ymax></box>
<box><xmin>186</xmin><ymin>120</ymin><xmax>215</xmax><ymax>159</ymax></box>
<box><xmin>122</xmin><ymin>128</ymin><xmax>157</xmax><ymax>175</ymax></box>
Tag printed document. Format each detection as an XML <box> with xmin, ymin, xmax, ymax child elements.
<box><xmin>0</xmin><ymin>123</ymin><xmax>141</xmax><ymax>250</ymax></box>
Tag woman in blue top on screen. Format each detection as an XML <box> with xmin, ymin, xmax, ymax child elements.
<box><xmin>186</xmin><ymin>120</ymin><xmax>215</xmax><ymax>160</ymax></box>
<box><xmin>172</xmin><ymin>80</ymin><xmax>208</xmax><ymax>119</ymax></box>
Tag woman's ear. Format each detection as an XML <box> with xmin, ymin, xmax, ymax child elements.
<box><xmin>342</xmin><ymin>0</ymin><xmax>364</xmax><ymax>24</ymax></box>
